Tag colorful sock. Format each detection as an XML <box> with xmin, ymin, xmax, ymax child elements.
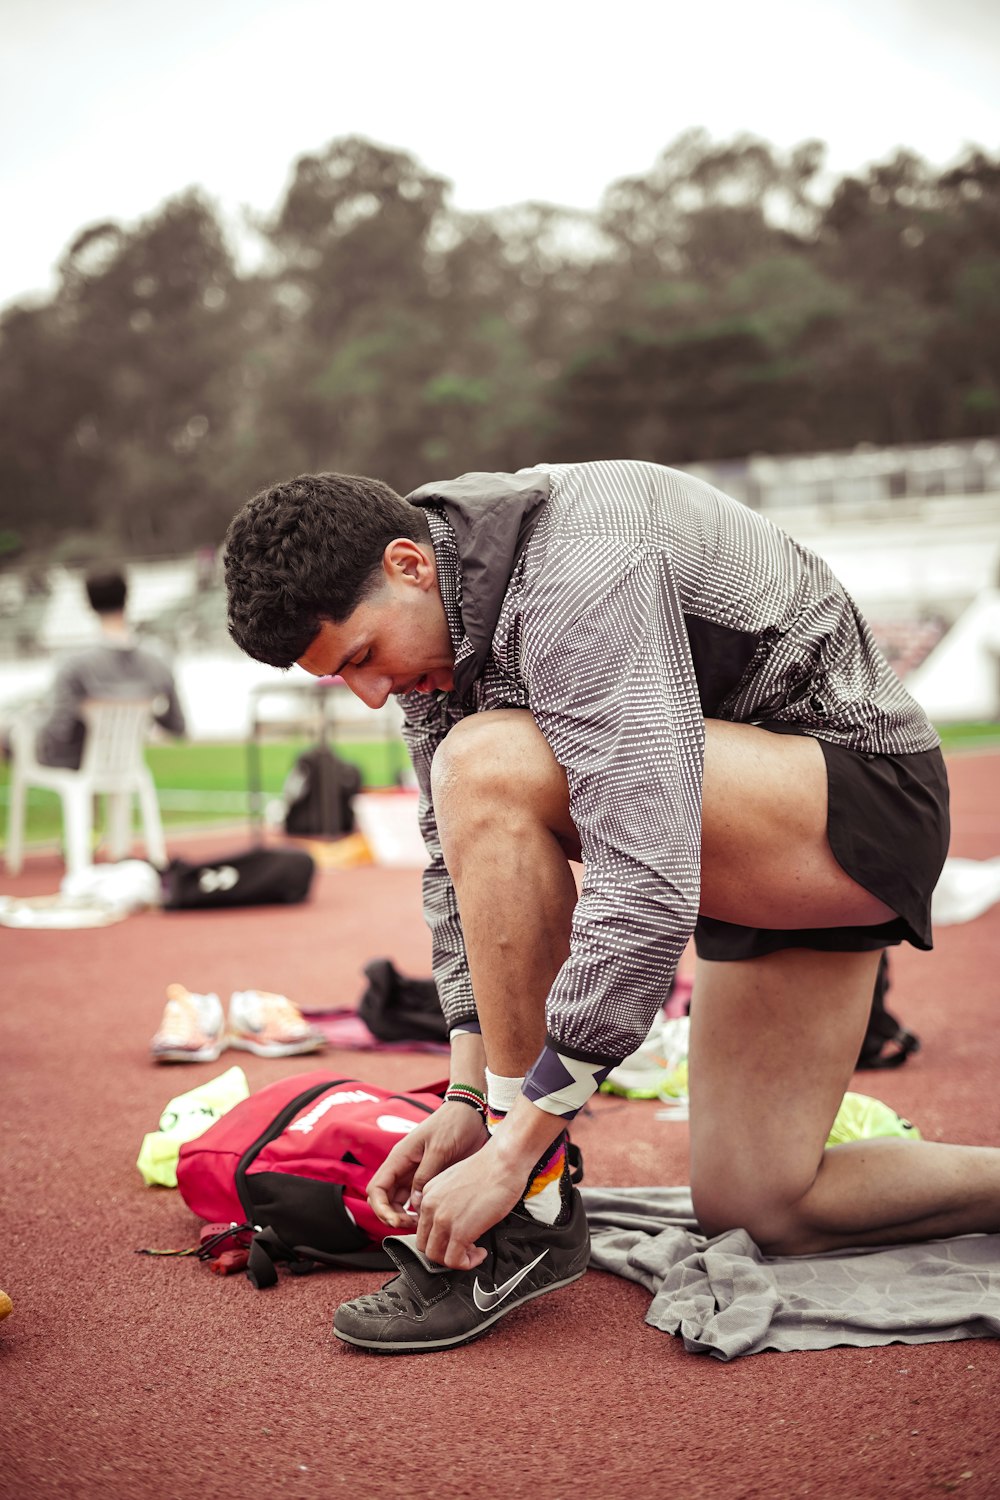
<box><xmin>485</xmin><ymin>1071</ymin><xmax>572</xmax><ymax>1226</ymax></box>
<box><xmin>521</xmin><ymin>1132</ymin><xmax>572</xmax><ymax>1225</ymax></box>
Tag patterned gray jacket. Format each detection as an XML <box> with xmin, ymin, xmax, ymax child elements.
<box><xmin>397</xmin><ymin>459</ymin><xmax>938</xmax><ymax>1115</ymax></box>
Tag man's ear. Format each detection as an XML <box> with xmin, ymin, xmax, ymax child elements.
<box><xmin>383</xmin><ymin>537</ymin><xmax>434</xmax><ymax>587</ymax></box>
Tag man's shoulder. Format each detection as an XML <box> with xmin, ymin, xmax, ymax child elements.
<box><xmin>547</xmin><ymin>457</ymin><xmax>701</xmax><ymax>495</ymax></box>
<box><xmin>72</xmin><ymin>638</ymin><xmax>175</xmax><ymax>685</ymax></box>
<box><xmin>50</xmin><ymin>640</ymin><xmax>104</xmax><ymax>677</ymax></box>
<box><xmin>532</xmin><ymin>459</ymin><xmax>671</xmax><ymax>544</ymax></box>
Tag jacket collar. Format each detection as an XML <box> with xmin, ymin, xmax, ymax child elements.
<box><xmin>406</xmin><ymin>469</ymin><xmax>549</xmax><ymax>697</ymax></box>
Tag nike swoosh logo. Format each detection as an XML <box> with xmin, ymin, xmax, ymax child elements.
<box><xmin>473</xmin><ymin>1250</ymin><xmax>549</xmax><ymax>1312</ymax></box>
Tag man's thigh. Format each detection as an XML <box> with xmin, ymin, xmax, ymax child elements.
<box><xmin>687</xmin><ymin>947</ymin><xmax>883</xmax><ymax>1238</ymax></box>
<box><xmin>442</xmin><ymin>711</ymin><xmax>900</xmax><ymax>929</ymax></box>
<box><xmin>699</xmin><ymin>720</ymin><xmax>896</xmax><ymax>929</ymax></box>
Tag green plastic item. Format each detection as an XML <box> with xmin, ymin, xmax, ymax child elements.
<box><xmin>137</xmin><ymin>1065</ymin><xmax>250</xmax><ymax>1188</ymax></box>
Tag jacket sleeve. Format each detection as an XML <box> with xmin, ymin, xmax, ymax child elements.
<box><xmin>518</xmin><ymin>536</ymin><xmax>705</xmax><ymax>1116</ymax></box>
<box><xmin>153</xmin><ymin>670</ymin><xmax>187</xmax><ymax>737</ymax></box>
<box><xmin>399</xmin><ymin>692</ymin><xmax>479</xmax><ymax>1033</ymax></box>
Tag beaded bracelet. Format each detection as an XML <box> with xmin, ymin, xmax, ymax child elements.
<box><xmin>444</xmin><ymin>1084</ymin><xmax>488</xmax><ymax>1120</ymax></box>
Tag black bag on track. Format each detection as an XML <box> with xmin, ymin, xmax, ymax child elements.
<box><xmin>162</xmin><ymin>846</ymin><xmax>316</xmax><ymax>909</ymax></box>
<box><xmin>283</xmin><ymin>745</ymin><xmax>362</xmax><ymax>837</ymax></box>
<box><xmin>857</xmin><ymin>953</ymin><xmax>921</xmax><ymax>1069</ymax></box>
<box><xmin>358</xmin><ymin>958</ymin><xmax>449</xmax><ymax>1044</ymax></box>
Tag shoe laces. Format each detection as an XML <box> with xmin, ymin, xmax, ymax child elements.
<box><xmin>163</xmin><ymin>984</ymin><xmax>221</xmax><ymax>1035</ymax></box>
<box><xmin>355</xmin><ymin>1279</ymin><xmax>423</xmax><ymax>1317</ymax></box>
<box><xmin>156</xmin><ymin>996</ymin><xmax>200</xmax><ymax>1044</ymax></box>
<box><xmin>235</xmin><ymin>990</ymin><xmax>306</xmax><ymax>1034</ymax></box>
<box><xmin>268</xmin><ymin>994</ymin><xmax>306</xmax><ymax>1029</ymax></box>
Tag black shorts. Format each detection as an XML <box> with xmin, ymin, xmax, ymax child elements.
<box><xmin>693</xmin><ymin>727</ymin><xmax>951</xmax><ymax>962</ymax></box>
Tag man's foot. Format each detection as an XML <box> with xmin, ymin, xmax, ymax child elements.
<box><xmin>226</xmin><ymin>989</ymin><xmax>326</xmax><ymax>1058</ymax></box>
<box><xmin>333</xmin><ymin>1189</ymin><xmax>590</xmax><ymax>1354</ymax></box>
<box><xmin>150</xmin><ymin>985</ymin><xmax>226</xmax><ymax>1063</ymax></box>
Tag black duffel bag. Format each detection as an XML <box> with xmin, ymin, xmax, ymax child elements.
<box><xmin>162</xmin><ymin>846</ymin><xmax>316</xmax><ymax>910</ymax></box>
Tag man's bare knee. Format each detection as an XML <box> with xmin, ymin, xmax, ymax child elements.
<box><xmin>431</xmin><ymin>710</ymin><xmax>579</xmax><ymax>857</ymax></box>
<box><xmin>431</xmin><ymin>711</ymin><xmax>523</xmax><ymax>801</ymax></box>
<box><xmin>692</xmin><ymin>1171</ymin><xmax>817</xmax><ymax>1254</ymax></box>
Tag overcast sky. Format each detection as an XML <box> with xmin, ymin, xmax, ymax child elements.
<box><xmin>2</xmin><ymin>0</ymin><xmax>998</xmax><ymax>311</ymax></box>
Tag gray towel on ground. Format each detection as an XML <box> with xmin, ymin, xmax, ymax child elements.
<box><xmin>581</xmin><ymin>1186</ymin><xmax>1000</xmax><ymax>1360</ymax></box>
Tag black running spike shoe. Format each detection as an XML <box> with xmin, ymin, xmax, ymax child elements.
<box><xmin>333</xmin><ymin>1189</ymin><xmax>590</xmax><ymax>1353</ymax></box>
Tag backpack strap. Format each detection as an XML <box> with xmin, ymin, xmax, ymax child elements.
<box><xmin>246</xmin><ymin>1226</ymin><xmax>289</xmax><ymax>1289</ymax></box>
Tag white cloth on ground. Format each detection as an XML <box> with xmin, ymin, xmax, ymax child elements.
<box><xmin>932</xmin><ymin>856</ymin><xmax>1000</xmax><ymax>926</ymax></box>
<box><xmin>0</xmin><ymin>860</ymin><xmax>161</xmax><ymax>928</ymax></box>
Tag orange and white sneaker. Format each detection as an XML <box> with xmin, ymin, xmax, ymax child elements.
<box><xmin>150</xmin><ymin>984</ymin><xmax>226</xmax><ymax>1063</ymax></box>
<box><xmin>227</xmin><ymin>990</ymin><xmax>326</xmax><ymax>1058</ymax></box>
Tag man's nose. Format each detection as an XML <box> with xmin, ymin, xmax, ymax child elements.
<box><xmin>342</xmin><ymin>668</ymin><xmax>390</xmax><ymax>710</ymax></box>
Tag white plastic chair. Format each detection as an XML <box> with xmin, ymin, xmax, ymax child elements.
<box><xmin>5</xmin><ymin>698</ymin><xmax>167</xmax><ymax>876</ymax></box>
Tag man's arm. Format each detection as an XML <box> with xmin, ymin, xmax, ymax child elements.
<box><xmin>518</xmin><ymin>537</ymin><xmax>705</xmax><ymax>1115</ymax></box>
<box><xmin>405</xmin><ymin>537</ymin><xmax>709</xmax><ymax>1266</ymax></box>
<box><xmin>365</xmin><ymin>695</ymin><xmax>496</xmax><ymax>1231</ymax></box>
<box><xmin>152</xmin><ymin>672</ymin><xmax>186</xmax><ymax>737</ymax></box>
<box><xmin>400</xmin><ymin>692</ymin><xmax>479</xmax><ymax>1035</ymax></box>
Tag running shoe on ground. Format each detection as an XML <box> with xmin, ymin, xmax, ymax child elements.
<box><xmin>227</xmin><ymin>989</ymin><xmax>326</xmax><ymax>1058</ymax></box>
<box><xmin>150</xmin><ymin>984</ymin><xmax>226</xmax><ymax>1063</ymax></box>
<box><xmin>333</xmin><ymin>1188</ymin><xmax>590</xmax><ymax>1353</ymax></box>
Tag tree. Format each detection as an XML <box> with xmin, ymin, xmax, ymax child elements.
<box><xmin>0</xmin><ymin>192</ymin><xmax>254</xmax><ymax>553</ymax></box>
<box><xmin>2</xmin><ymin>131</ymin><xmax>998</xmax><ymax>566</ymax></box>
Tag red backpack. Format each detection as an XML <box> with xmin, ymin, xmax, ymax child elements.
<box><xmin>176</xmin><ymin>1072</ymin><xmax>445</xmax><ymax>1288</ymax></box>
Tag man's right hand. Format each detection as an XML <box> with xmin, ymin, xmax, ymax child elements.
<box><xmin>368</xmin><ymin>1102</ymin><xmax>489</xmax><ymax>1229</ymax></box>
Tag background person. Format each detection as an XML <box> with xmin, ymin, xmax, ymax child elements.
<box><xmin>34</xmin><ymin>566</ymin><xmax>186</xmax><ymax>768</ymax></box>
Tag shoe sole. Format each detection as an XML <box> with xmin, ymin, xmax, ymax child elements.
<box><xmin>227</xmin><ymin>1034</ymin><xmax>325</xmax><ymax>1058</ymax></box>
<box><xmin>151</xmin><ymin>1041</ymin><xmax>226</xmax><ymax>1063</ymax></box>
<box><xmin>333</xmin><ymin>1266</ymin><xmax>587</xmax><ymax>1354</ymax></box>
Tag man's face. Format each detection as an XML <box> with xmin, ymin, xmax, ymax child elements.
<box><xmin>296</xmin><ymin>538</ymin><xmax>455</xmax><ymax>709</ymax></box>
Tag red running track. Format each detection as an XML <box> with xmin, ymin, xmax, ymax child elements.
<box><xmin>2</xmin><ymin>751</ymin><xmax>999</xmax><ymax>1500</ymax></box>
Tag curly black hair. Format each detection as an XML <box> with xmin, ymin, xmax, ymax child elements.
<box><xmin>224</xmin><ymin>472</ymin><xmax>430</xmax><ymax>668</ymax></box>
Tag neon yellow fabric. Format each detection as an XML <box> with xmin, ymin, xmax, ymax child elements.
<box><xmin>136</xmin><ymin>1065</ymin><xmax>250</xmax><ymax>1187</ymax></box>
<box><xmin>826</xmin><ymin>1091</ymin><xmax>921</xmax><ymax>1145</ymax></box>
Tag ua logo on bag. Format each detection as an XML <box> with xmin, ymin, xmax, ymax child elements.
<box><xmin>198</xmin><ymin>865</ymin><xmax>239</xmax><ymax>893</ymax></box>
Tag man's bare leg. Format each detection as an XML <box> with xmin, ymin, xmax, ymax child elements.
<box><xmin>688</xmin><ymin>946</ymin><xmax>1000</xmax><ymax>1252</ymax></box>
<box><xmin>432</xmin><ymin>709</ymin><xmax>1000</xmax><ymax>1253</ymax></box>
<box><xmin>432</xmin><ymin>710</ymin><xmax>580</xmax><ymax>1078</ymax></box>
<box><xmin>365</xmin><ymin>708</ymin><xmax>574</xmax><ymax>1232</ymax></box>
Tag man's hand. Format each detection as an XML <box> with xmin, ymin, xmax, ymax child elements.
<box><xmin>367</xmin><ymin>1102</ymin><xmax>488</xmax><ymax>1229</ymax></box>
<box><xmin>414</xmin><ymin>1143</ymin><xmax>526</xmax><ymax>1270</ymax></box>
<box><xmin>413</xmin><ymin>1098</ymin><xmax>565</xmax><ymax>1269</ymax></box>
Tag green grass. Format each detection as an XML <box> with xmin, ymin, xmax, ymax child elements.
<box><xmin>937</xmin><ymin>721</ymin><xmax>1000</xmax><ymax>750</ymax></box>
<box><xmin>0</xmin><ymin>736</ymin><xmax>411</xmax><ymax>851</ymax></box>
<box><xmin>143</xmin><ymin>737</ymin><xmax>410</xmax><ymax>793</ymax></box>
<box><xmin>3</xmin><ymin>721</ymin><xmax>997</xmax><ymax>854</ymax></box>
